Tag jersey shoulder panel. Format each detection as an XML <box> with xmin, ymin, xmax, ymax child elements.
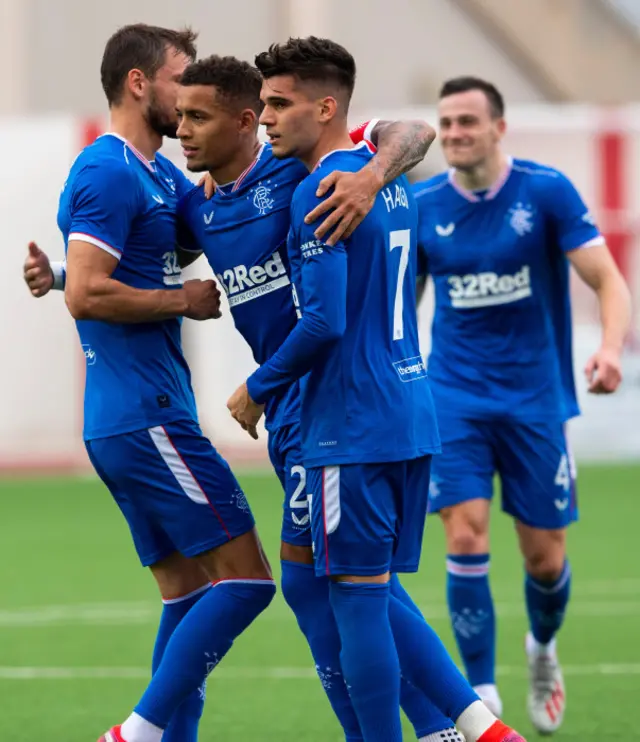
<box><xmin>413</xmin><ymin>172</ymin><xmax>450</xmax><ymax>203</ymax></box>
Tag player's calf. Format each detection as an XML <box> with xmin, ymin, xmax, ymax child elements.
<box><xmin>149</xmin><ymin>556</ymin><xmax>212</xmax><ymax>742</ymax></box>
<box><xmin>516</xmin><ymin>523</ymin><xmax>569</xmax><ymax>733</ymax></box>
<box><xmin>440</xmin><ymin>501</ymin><xmax>500</xmax><ymax>713</ymax></box>
<box><xmin>281</xmin><ymin>555</ymin><xmax>364</xmax><ymax>740</ymax></box>
<box><xmin>101</xmin><ymin>532</ymin><xmax>275</xmax><ymax>742</ymax></box>
<box><xmin>517</xmin><ymin>524</ymin><xmax>570</xmax><ymax>648</ymax></box>
<box><xmin>330</xmin><ymin>573</ymin><xmax>404</xmax><ymax>742</ymax></box>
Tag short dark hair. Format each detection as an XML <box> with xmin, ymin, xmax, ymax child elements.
<box><xmin>254</xmin><ymin>36</ymin><xmax>356</xmax><ymax>108</ymax></box>
<box><xmin>439</xmin><ymin>76</ymin><xmax>505</xmax><ymax>118</ymax></box>
<box><xmin>180</xmin><ymin>55</ymin><xmax>263</xmax><ymax>115</ymax></box>
<box><xmin>101</xmin><ymin>24</ymin><xmax>197</xmax><ymax>106</ymax></box>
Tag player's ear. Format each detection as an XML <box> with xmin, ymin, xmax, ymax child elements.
<box><xmin>127</xmin><ymin>68</ymin><xmax>146</xmax><ymax>102</ymax></box>
<box><xmin>496</xmin><ymin>117</ymin><xmax>507</xmax><ymax>138</ymax></box>
<box><xmin>318</xmin><ymin>96</ymin><xmax>338</xmax><ymax>123</ymax></box>
<box><xmin>238</xmin><ymin>108</ymin><xmax>258</xmax><ymax>133</ymax></box>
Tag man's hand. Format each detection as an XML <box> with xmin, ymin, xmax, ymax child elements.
<box><xmin>304</xmin><ymin>167</ymin><xmax>382</xmax><ymax>247</ymax></box>
<box><xmin>182</xmin><ymin>279</ymin><xmax>222</xmax><ymax>320</ymax></box>
<box><xmin>584</xmin><ymin>346</ymin><xmax>623</xmax><ymax>394</ymax></box>
<box><xmin>198</xmin><ymin>173</ymin><xmax>217</xmax><ymax>199</ymax></box>
<box><xmin>24</xmin><ymin>242</ymin><xmax>53</xmax><ymax>297</ymax></box>
<box><xmin>227</xmin><ymin>382</ymin><xmax>264</xmax><ymax>440</ymax></box>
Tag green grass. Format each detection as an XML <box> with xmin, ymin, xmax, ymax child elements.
<box><xmin>1</xmin><ymin>463</ymin><xmax>639</xmax><ymax>740</ymax></box>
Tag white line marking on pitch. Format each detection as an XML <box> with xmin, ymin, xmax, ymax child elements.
<box><xmin>1</xmin><ymin>598</ymin><xmax>639</xmax><ymax>627</ymax></box>
<box><xmin>0</xmin><ymin>664</ymin><xmax>638</xmax><ymax>681</ymax></box>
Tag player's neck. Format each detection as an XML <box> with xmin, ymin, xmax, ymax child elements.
<box><xmin>208</xmin><ymin>138</ymin><xmax>262</xmax><ymax>186</ymax></box>
<box><xmin>454</xmin><ymin>152</ymin><xmax>509</xmax><ymax>192</ymax></box>
<box><xmin>303</xmin><ymin>126</ymin><xmax>354</xmax><ymax>171</ymax></box>
<box><xmin>108</xmin><ymin>108</ymin><xmax>163</xmax><ymax>162</ymax></box>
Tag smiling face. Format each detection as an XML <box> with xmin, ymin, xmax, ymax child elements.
<box><xmin>438</xmin><ymin>88</ymin><xmax>506</xmax><ymax>171</ymax></box>
<box><xmin>176</xmin><ymin>84</ymin><xmax>255</xmax><ymax>172</ymax></box>
<box><xmin>258</xmin><ymin>74</ymin><xmax>328</xmax><ymax>160</ymax></box>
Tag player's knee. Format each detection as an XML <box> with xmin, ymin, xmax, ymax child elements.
<box><xmin>524</xmin><ymin>550</ymin><xmax>565</xmax><ymax>582</ymax></box>
<box><xmin>441</xmin><ymin>506</ymin><xmax>489</xmax><ymax>554</ymax></box>
<box><xmin>519</xmin><ymin>526</ymin><xmax>566</xmax><ymax>581</ymax></box>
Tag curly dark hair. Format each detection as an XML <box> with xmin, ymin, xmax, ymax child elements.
<box><xmin>439</xmin><ymin>76</ymin><xmax>505</xmax><ymax>119</ymax></box>
<box><xmin>180</xmin><ymin>55</ymin><xmax>263</xmax><ymax>115</ymax></box>
<box><xmin>101</xmin><ymin>24</ymin><xmax>197</xmax><ymax>106</ymax></box>
<box><xmin>255</xmin><ymin>36</ymin><xmax>356</xmax><ymax>107</ymax></box>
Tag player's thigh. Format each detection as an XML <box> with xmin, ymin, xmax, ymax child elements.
<box><xmin>149</xmin><ymin>551</ymin><xmax>210</xmax><ymax>601</ymax></box>
<box><xmin>88</xmin><ymin>420</ymin><xmax>256</xmax><ymax>562</ymax></box>
<box><xmin>194</xmin><ymin>528</ymin><xmax>273</xmax><ymax>582</ymax></box>
<box><xmin>269</xmin><ymin>424</ymin><xmax>312</xmax><ymax>558</ymax></box>
<box><xmin>496</xmin><ymin>419</ymin><xmax>577</xmax><ymax>530</ymax></box>
<box><xmin>85</xmin><ymin>439</ymin><xmax>175</xmax><ymax>568</ymax></box>
<box><xmin>429</xmin><ymin>414</ymin><xmax>495</xmax><ymax>516</ymax></box>
<box><xmin>307</xmin><ymin>462</ymin><xmax>403</xmax><ymax>579</ymax></box>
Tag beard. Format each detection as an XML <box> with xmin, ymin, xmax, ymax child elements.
<box><xmin>145</xmin><ymin>88</ymin><xmax>178</xmax><ymax>139</ymax></box>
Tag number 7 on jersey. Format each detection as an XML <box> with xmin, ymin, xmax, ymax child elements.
<box><xmin>389</xmin><ymin>229</ymin><xmax>411</xmax><ymax>341</ymax></box>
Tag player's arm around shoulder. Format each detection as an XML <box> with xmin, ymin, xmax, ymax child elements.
<box><xmin>304</xmin><ymin>117</ymin><xmax>437</xmax><ymax>247</ymax></box>
<box><xmin>543</xmin><ymin>169</ymin><xmax>632</xmax><ymax>393</ymax></box>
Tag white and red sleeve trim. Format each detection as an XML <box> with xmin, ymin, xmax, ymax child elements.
<box><xmin>576</xmin><ymin>235</ymin><xmax>606</xmax><ymax>249</ymax></box>
<box><xmin>349</xmin><ymin>118</ymin><xmax>379</xmax><ymax>149</ymax></box>
<box><xmin>68</xmin><ymin>232</ymin><xmax>122</xmax><ymax>261</ymax></box>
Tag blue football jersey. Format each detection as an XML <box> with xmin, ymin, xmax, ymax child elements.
<box><xmin>414</xmin><ymin>157</ymin><xmax>603</xmax><ymax>422</ymax></box>
<box><xmin>57</xmin><ymin>133</ymin><xmax>198</xmax><ymax>440</ymax></box>
<box><xmin>177</xmin><ymin>144</ymin><xmax>308</xmax><ymax>431</ymax></box>
<box><xmin>248</xmin><ymin>143</ymin><xmax>441</xmax><ymax>466</ymax></box>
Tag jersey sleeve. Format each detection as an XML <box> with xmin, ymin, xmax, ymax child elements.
<box><xmin>349</xmin><ymin>119</ymin><xmax>379</xmax><ymax>145</ymax></box>
<box><xmin>68</xmin><ymin>163</ymin><xmax>138</xmax><ymax>260</ymax></box>
<box><xmin>176</xmin><ymin>191</ymin><xmax>203</xmax><ymax>254</ymax></box>
<box><xmin>543</xmin><ymin>171</ymin><xmax>604</xmax><ymax>253</ymax></box>
<box><xmin>247</xmin><ymin>183</ymin><xmax>347</xmax><ymax>404</ymax></box>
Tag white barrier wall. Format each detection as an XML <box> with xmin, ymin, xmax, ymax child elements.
<box><xmin>2</xmin><ymin>107</ymin><xmax>639</xmax><ymax>471</ymax></box>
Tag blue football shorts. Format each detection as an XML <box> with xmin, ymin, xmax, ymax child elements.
<box><xmin>268</xmin><ymin>422</ymin><xmax>312</xmax><ymax>548</ymax></box>
<box><xmin>428</xmin><ymin>415</ymin><xmax>577</xmax><ymax>529</ymax></box>
<box><xmin>85</xmin><ymin>419</ymin><xmax>255</xmax><ymax>566</ymax></box>
<box><xmin>307</xmin><ymin>456</ymin><xmax>432</xmax><ymax>577</ymax></box>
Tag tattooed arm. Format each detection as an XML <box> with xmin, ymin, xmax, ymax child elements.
<box><xmin>305</xmin><ymin>118</ymin><xmax>436</xmax><ymax>245</ymax></box>
<box><xmin>365</xmin><ymin>118</ymin><xmax>437</xmax><ymax>188</ymax></box>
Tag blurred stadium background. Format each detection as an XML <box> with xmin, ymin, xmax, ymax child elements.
<box><xmin>1</xmin><ymin>1</ymin><xmax>639</xmax><ymax>740</ymax></box>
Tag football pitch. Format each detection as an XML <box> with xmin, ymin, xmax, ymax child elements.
<box><xmin>1</xmin><ymin>463</ymin><xmax>639</xmax><ymax>741</ymax></box>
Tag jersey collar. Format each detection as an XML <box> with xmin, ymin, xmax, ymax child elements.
<box><xmin>448</xmin><ymin>155</ymin><xmax>513</xmax><ymax>202</ymax></box>
<box><xmin>231</xmin><ymin>143</ymin><xmax>266</xmax><ymax>192</ymax></box>
<box><xmin>102</xmin><ymin>132</ymin><xmax>157</xmax><ymax>173</ymax></box>
<box><xmin>313</xmin><ymin>140</ymin><xmax>374</xmax><ymax>171</ymax></box>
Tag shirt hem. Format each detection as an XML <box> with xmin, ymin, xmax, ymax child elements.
<box><xmin>302</xmin><ymin>445</ymin><xmax>440</xmax><ymax>469</ymax></box>
<box><xmin>83</xmin><ymin>412</ymin><xmax>197</xmax><ymax>441</ymax></box>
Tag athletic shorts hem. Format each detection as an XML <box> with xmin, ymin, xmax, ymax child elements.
<box><xmin>502</xmin><ymin>504</ymin><xmax>578</xmax><ymax>530</ymax></box>
<box><xmin>179</xmin><ymin>522</ymin><xmax>256</xmax><ymax>559</ymax></box>
<box><xmin>313</xmin><ymin>562</ymin><xmax>394</xmax><ymax>578</ymax></box>
<box><xmin>281</xmin><ymin>534</ymin><xmax>313</xmax><ymax>548</ymax></box>
<box><xmin>388</xmin><ymin>560</ymin><xmax>420</xmax><ymax>574</ymax></box>
<box><xmin>139</xmin><ymin>547</ymin><xmax>177</xmax><ymax>568</ymax></box>
<box><xmin>428</xmin><ymin>490</ymin><xmax>492</xmax><ymax>514</ymax></box>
